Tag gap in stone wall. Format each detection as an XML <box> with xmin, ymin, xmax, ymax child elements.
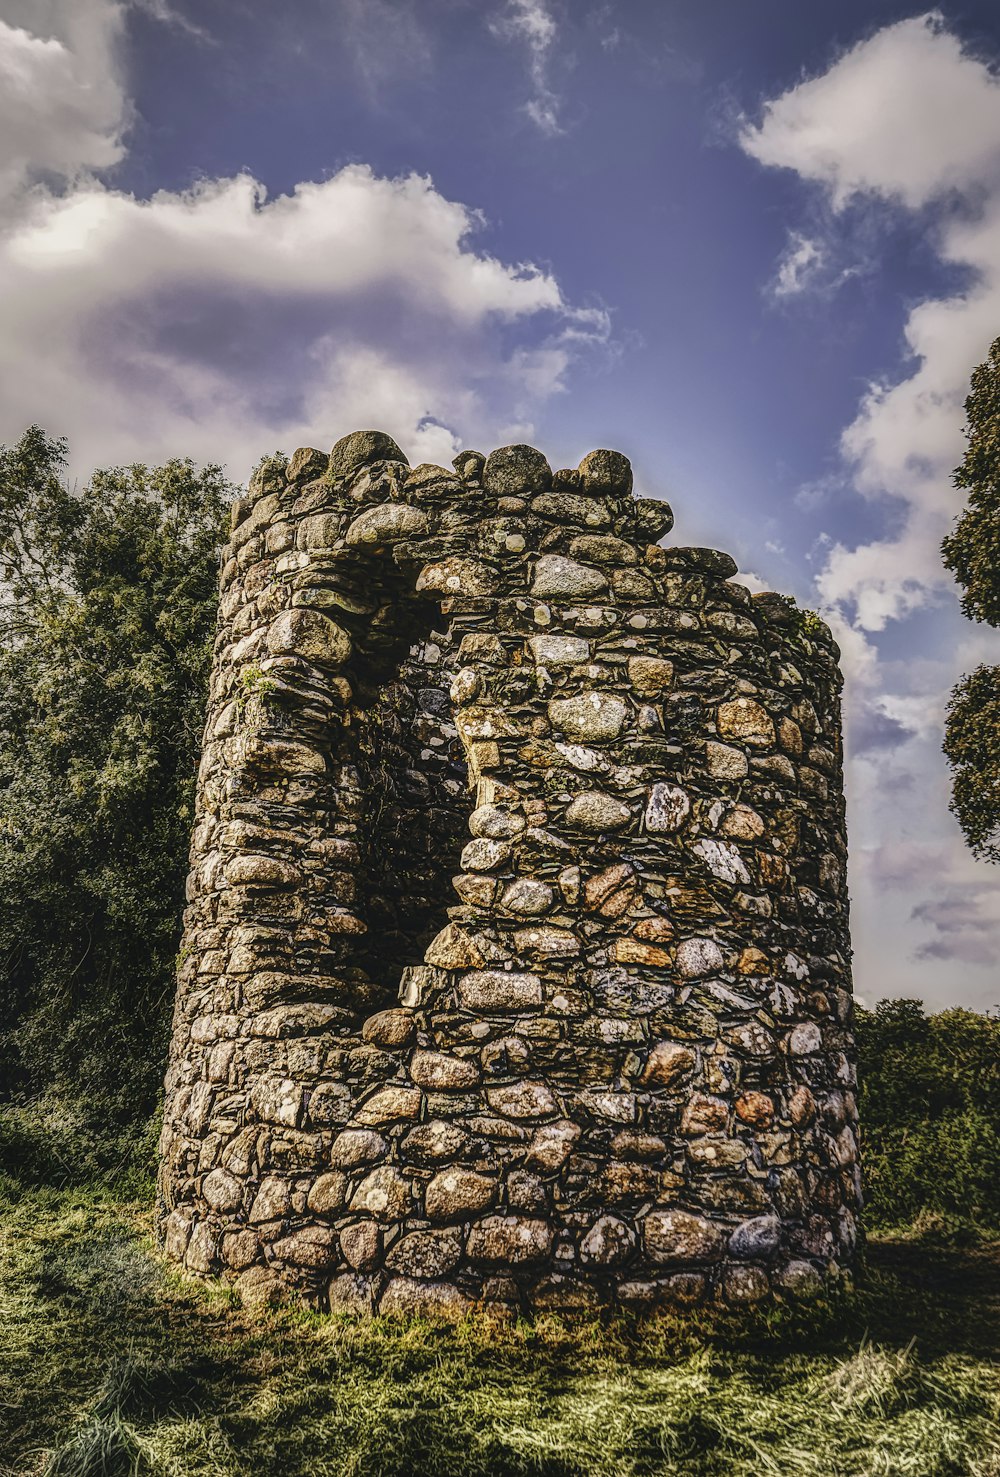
<box><xmin>342</xmin><ymin>558</ymin><xmax>469</xmax><ymax>1000</ymax></box>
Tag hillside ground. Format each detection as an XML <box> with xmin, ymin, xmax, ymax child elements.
<box><xmin>1</xmin><ymin>1184</ymin><xmax>998</xmax><ymax>1477</ymax></box>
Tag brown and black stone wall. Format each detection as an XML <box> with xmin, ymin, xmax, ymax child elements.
<box><xmin>157</xmin><ymin>430</ymin><xmax>859</xmax><ymax>1315</ymax></box>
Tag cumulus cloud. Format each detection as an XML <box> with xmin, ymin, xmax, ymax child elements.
<box><xmin>743</xmin><ymin>11</ymin><xmax>1000</xmax><ymax>633</ymax></box>
<box><xmin>0</xmin><ymin>0</ymin><xmax>126</xmax><ymax>201</ymax></box>
<box><xmin>0</xmin><ymin>2</ymin><xmax>607</xmax><ymax>482</ymax></box>
<box><xmin>741</xmin><ymin>12</ymin><xmax>1000</xmax><ymax>210</ymax></box>
<box><xmin>490</xmin><ymin>0</ymin><xmax>564</xmax><ymax>135</ymax></box>
<box><xmin>741</xmin><ymin>12</ymin><xmax>1000</xmax><ymax>983</ymax></box>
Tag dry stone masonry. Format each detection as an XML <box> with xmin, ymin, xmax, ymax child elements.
<box><xmin>158</xmin><ymin>431</ymin><xmax>860</xmax><ymax>1315</ymax></box>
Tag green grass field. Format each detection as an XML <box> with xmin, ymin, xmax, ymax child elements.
<box><xmin>2</xmin><ymin>1185</ymin><xmax>998</xmax><ymax>1477</ymax></box>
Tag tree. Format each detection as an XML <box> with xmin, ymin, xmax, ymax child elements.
<box><xmin>0</xmin><ymin>427</ymin><xmax>230</xmax><ymax>1166</ymax></box>
<box><xmin>942</xmin><ymin>335</ymin><xmax>1000</xmax><ymax>861</ymax></box>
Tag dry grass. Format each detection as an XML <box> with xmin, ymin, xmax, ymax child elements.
<box><xmin>1</xmin><ymin>1183</ymin><xmax>999</xmax><ymax>1477</ymax></box>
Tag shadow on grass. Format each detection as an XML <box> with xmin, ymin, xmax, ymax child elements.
<box><xmin>2</xmin><ymin>1185</ymin><xmax>999</xmax><ymax>1477</ymax></box>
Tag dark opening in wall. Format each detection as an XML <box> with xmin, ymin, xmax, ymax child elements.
<box><xmin>342</xmin><ymin>557</ymin><xmax>469</xmax><ymax>998</ymax></box>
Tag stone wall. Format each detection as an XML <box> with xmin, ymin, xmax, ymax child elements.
<box><xmin>157</xmin><ymin>431</ymin><xmax>859</xmax><ymax>1315</ymax></box>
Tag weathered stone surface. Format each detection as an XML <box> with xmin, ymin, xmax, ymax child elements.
<box><xmin>627</xmin><ymin>656</ymin><xmax>674</xmax><ymax>696</ymax></box>
<box><xmin>469</xmin><ymin>804</ymin><xmax>526</xmax><ymax>840</ymax></box>
<box><xmin>340</xmin><ymin>1222</ymin><xmax>380</xmax><ymax>1271</ymax></box>
<box><xmin>385</xmin><ymin>1230</ymin><xmax>462</xmax><ymax>1279</ymax></box>
<box><xmin>720</xmin><ymin>805</ymin><xmax>765</xmax><ymax>841</ymax></box>
<box><xmin>729</xmin><ymin>1215</ymin><xmax>782</xmax><ymax>1261</ymax></box>
<box><xmin>486</xmin><ymin>1080</ymin><xmax>558</xmax><ymax>1119</ymax></box>
<box><xmin>723</xmin><ymin>1265</ymin><xmax>770</xmax><ymax>1303</ymax></box>
<box><xmin>525</xmin><ymin>1120</ymin><xmax>581</xmax><ymax>1173</ymax></box>
<box><xmin>345</xmin><ymin>502</ymin><xmax>429</xmax><ymax>546</ymax></box>
<box><xmin>356</xmin><ymin>1087</ymin><xmax>422</xmax><ymax>1125</ymax></box>
<box><xmin>718</xmin><ymin>698</ymin><xmax>776</xmax><ymax>748</ymax></box>
<box><xmin>328</xmin><ymin>1272</ymin><xmax>374</xmax><ymax>1311</ymax></box>
<box><xmin>410</xmin><ymin>1050</ymin><xmax>481</xmax><ymax>1090</ymax></box>
<box><xmin>402</xmin><ymin>1120</ymin><xmax>469</xmax><ymax>1163</ymax></box>
<box><xmin>426</xmin><ymin>1169</ymin><xmax>498</xmax><ymax>1221</ymax></box>
<box><xmin>549</xmin><ymin>692</ymin><xmax>628</xmax><ymax>743</ymax></box>
<box><xmin>735</xmin><ymin>1092</ymin><xmax>774</xmax><ymax>1128</ymax></box>
<box><xmin>674</xmin><ymin>937</ymin><xmax>725</xmax><ymax>978</ymax></box>
<box><xmin>467</xmin><ymin>1216</ymin><xmax>554</xmax><ymax>1264</ymax></box>
<box><xmin>580</xmin><ymin>1215</ymin><xmax>635</xmax><ymax>1267</ymax></box>
<box><xmin>643</xmin><ymin>1211</ymin><xmax>726</xmax><ymax>1263</ymax></box>
<box><xmin>288</xmin><ymin>446</ymin><xmax>328</xmax><ymax>483</ymax></box>
<box><xmin>329</xmin><ymin>430</ymin><xmax>407</xmax><ymax>480</ymax></box>
<box><xmin>267</xmin><ymin>608</ymin><xmax>352</xmax><ymax>665</ymax></box>
<box><xmin>307</xmin><ymin>1171</ymin><xmax>349</xmax><ymax>1215</ymax></box>
<box><xmin>529</xmin><ymin>635</ymin><xmax>590</xmax><ymax>667</ymax></box>
<box><xmin>641</xmin><ymin>1042</ymin><xmax>695</xmax><ymax>1088</ymax></box>
<box><xmin>331</xmin><ymin>1129</ymin><xmax>388</xmax><ymax>1169</ymax></box>
<box><xmin>633</xmin><ymin>498</ymin><xmax>674</xmax><ymax>541</ymax></box>
<box><xmin>227</xmin><ymin>854</ymin><xmax>300</xmax><ymax>888</ymax></box>
<box><xmin>644</xmin><ymin>783</ymin><xmax>690</xmax><ymax>833</ymax></box>
<box><xmin>692</xmin><ymin>838</ymin><xmax>751</xmax><ymax>885</ymax></box>
<box><xmin>483</xmin><ymin>444</ymin><xmax>552</xmax><ymax>497</ymax></box>
<box><xmin>611</xmin><ymin>937</ymin><xmax>672</xmax><ymax>966</ymax></box>
<box><xmin>349</xmin><ymin>1166</ymin><xmax>411</xmax><ymax>1220</ymax></box>
<box><xmin>531</xmin><ymin>555</ymin><xmax>606</xmax><ymax>599</ymax></box>
<box><xmin>248</xmin><ymin>1176</ymin><xmax>292</xmax><ymax>1224</ymax></box>
<box><xmin>458</xmin><ymin>971</ymin><xmax>543</xmax><ymax>1011</ymax></box>
<box><xmin>361</xmin><ymin>1010</ymin><xmax>415</xmax><ymax>1048</ymax></box>
<box><xmin>501</xmin><ymin>877</ymin><xmax>555</xmax><ymax>915</ymax></box>
<box><xmin>680</xmin><ymin>1095</ymin><xmax>729</xmax><ymax>1135</ymax></box>
<box><xmin>705</xmin><ymin>741</ymin><xmax>749</xmax><ymax>778</ymax></box>
<box><xmin>416</xmin><ymin>557</ymin><xmax>499</xmax><ymax>597</ymax></box>
<box><xmin>577</xmin><ymin>448</ymin><xmax>632</xmax><ymax>495</ymax></box>
<box><xmin>379</xmin><ymin>1277</ymin><xmax>471</xmax><ymax>1318</ymax></box>
<box><xmin>565</xmin><ymin>791</ymin><xmax>632</xmax><ymax>831</ymax></box>
<box><xmin>272</xmin><ymin>1226</ymin><xmax>340</xmax><ymax>1269</ymax></box>
<box><xmin>203</xmin><ymin>1168</ymin><xmax>242</xmax><ymax>1212</ymax></box>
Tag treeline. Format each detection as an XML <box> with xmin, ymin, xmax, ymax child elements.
<box><xmin>0</xmin><ymin>428</ymin><xmax>229</xmax><ymax>1185</ymax></box>
<box><xmin>0</xmin><ymin>428</ymin><xmax>997</xmax><ymax>1236</ymax></box>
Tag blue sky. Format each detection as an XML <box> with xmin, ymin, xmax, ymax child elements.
<box><xmin>2</xmin><ymin>0</ymin><xmax>1000</xmax><ymax>1008</ymax></box>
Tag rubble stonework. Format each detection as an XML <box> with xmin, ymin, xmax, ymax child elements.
<box><xmin>157</xmin><ymin>431</ymin><xmax>859</xmax><ymax>1314</ymax></box>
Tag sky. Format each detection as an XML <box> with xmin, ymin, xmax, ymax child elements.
<box><xmin>2</xmin><ymin>0</ymin><xmax>1000</xmax><ymax>1011</ymax></box>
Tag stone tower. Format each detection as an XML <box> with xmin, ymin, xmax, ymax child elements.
<box><xmin>158</xmin><ymin>432</ymin><xmax>859</xmax><ymax>1314</ymax></box>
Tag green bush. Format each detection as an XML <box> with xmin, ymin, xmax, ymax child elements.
<box><xmin>856</xmin><ymin>998</ymin><xmax>1000</xmax><ymax>1233</ymax></box>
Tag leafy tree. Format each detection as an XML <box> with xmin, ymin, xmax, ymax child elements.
<box><xmin>0</xmin><ymin>427</ymin><xmax>229</xmax><ymax>1174</ymax></box>
<box><xmin>942</xmin><ymin>334</ymin><xmax>1000</xmax><ymax>860</ymax></box>
<box><xmin>856</xmin><ymin>998</ymin><xmax>1000</xmax><ymax>1231</ymax></box>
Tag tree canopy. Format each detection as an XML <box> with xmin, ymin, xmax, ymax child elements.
<box><xmin>942</xmin><ymin>335</ymin><xmax>1000</xmax><ymax>861</ymax></box>
<box><xmin>0</xmin><ymin>427</ymin><xmax>229</xmax><ymax>1153</ymax></box>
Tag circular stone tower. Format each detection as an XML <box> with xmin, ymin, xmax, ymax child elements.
<box><xmin>158</xmin><ymin>433</ymin><xmax>859</xmax><ymax>1314</ymax></box>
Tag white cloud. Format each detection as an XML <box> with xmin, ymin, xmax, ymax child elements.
<box><xmin>772</xmin><ymin>232</ymin><xmax>825</xmax><ymax>297</ymax></box>
<box><xmin>741</xmin><ymin>12</ymin><xmax>1000</xmax><ymax>210</ymax></box>
<box><xmin>0</xmin><ymin>2</ymin><xmax>608</xmax><ymax>483</ymax></box>
<box><xmin>742</xmin><ymin>12</ymin><xmax>1000</xmax><ymax>990</ymax></box>
<box><xmin>0</xmin><ymin>168</ymin><xmax>606</xmax><ymax>479</ymax></box>
<box><xmin>490</xmin><ymin>0</ymin><xmax>564</xmax><ymax>135</ymax></box>
<box><xmin>0</xmin><ymin>0</ymin><xmax>126</xmax><ymax>201</ymax></box>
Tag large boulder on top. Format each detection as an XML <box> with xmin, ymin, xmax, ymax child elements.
<box><xmin>483</xmin><ymin>444</ymin><xmax>552</xmax><ymax>497</ymax></box>
<box><xmin>328</xmin><ymin>430</ymin><xmax>408</xmax><ymax>481</ymax></box>
<box><xmin>578</xmin><ymin>449</ymin><xmax>633</xmax><ymax>495</ymax></box>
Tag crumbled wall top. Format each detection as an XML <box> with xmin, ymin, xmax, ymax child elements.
<box><xmin>158</xmin><ymin>431</ymin><xmax>858</xmax><ymax>1316</ymax></box>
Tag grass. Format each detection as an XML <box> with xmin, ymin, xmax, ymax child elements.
<box><xmin>1</xmin><ymin>1182</ymin><xmax>999</xmax><ymax>1477</ymax></box>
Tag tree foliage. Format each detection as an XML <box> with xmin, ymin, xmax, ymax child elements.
<box><xmin>0</xmin><ymin>427</ymin><xmax>229</xmax><ymax>1144</ymax></box>
<box><xmin>941</xmin><ymin>334</ymin><xmax>1000</xmax><ymax>859</ymax></box>
<box><xmin>856</xmin><ymin>998</ymin><xmax>1000</xmax><ymax>1231</ymax></box>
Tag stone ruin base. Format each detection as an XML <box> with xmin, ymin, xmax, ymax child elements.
<box><xmin>158</xmin><ymin>431</ymin><xmax>860</xmax><ymax>1317</ymax></box>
